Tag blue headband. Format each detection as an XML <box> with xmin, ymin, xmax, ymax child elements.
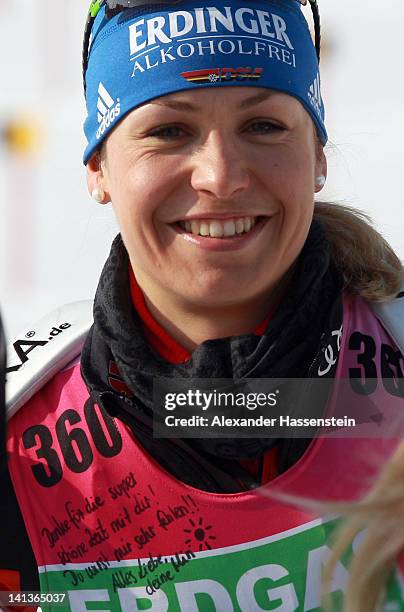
<box><xmin>83</xmin><ymin>0</ymin><xmax>327</xmax><ymax>164</ymax></box>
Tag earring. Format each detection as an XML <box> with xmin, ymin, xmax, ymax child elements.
<box><xmin>315</xmin><ymin>175</ymin><xmax>326</xmax><ymax>189</ymax></box>
<box><xmin>91</xmin><ymin>186</ymin><xmax>106</xmax><ymax>203</ymax></box>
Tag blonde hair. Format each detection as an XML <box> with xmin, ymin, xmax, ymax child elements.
<box><xmin>314</xmin><ymin>202</ymin><xmax>404</xmax><ymax>612</ymax></box>
<box><xmin>313</xmin><ymin>202</ymin><xmax>403</xmax><ymax>302</ymax></box>
<box><xmin>323</xmin><ymin>442</ymin><xmax>404</xmax><ymax>612</ymax></box>
<box><xmin>314</xmin><ymin>202</ymin><xmax>403</xmax><ymax>610</ymax></box>
<box><xmin>286</xmin><ymin>202</ymin><xmax>404</xmax><ymax>610</ymax></box>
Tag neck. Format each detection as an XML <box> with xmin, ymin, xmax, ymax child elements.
<box><xmin>133</xmin><ymin>270</ymin><xmax>291</xmax><ymax>352</ymax></box>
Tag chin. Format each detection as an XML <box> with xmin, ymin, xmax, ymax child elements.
<box><xmin>182</xmin><ymin>279</ymin><xmax>261</xmax><ymax>309</ymax></box>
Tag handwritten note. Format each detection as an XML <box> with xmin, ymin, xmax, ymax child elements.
<box><xmin>40</xmin><ymin>468</ymin><xmax>208</xmax><ymax>594</ymax></box>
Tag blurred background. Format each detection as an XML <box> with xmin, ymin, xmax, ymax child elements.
<box><xmin>0</xmin><ymin>0</ymin><xmax>403</xmax><ymax>340</ymax></box>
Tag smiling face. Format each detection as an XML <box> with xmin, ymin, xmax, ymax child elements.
<box><xmin>87</xmin><ymin>87</ymin><xmax>326</xmax><ymax>315</ymax></box>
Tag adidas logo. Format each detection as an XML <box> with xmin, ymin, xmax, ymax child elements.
<box><xmin>308</xmin><ymin>74</ymin><xmax>322</xmax><ymax>116</ymax></box>
<box><xmin>96</xmin><ymin>83</ymin><xmax>121</xmax><ymax>140</ymax></box>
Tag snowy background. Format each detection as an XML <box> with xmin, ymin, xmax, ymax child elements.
<box><xmin>0</xmin><ymin>0</ymin><xmax>403</xmax><ymax>340</ymax></box>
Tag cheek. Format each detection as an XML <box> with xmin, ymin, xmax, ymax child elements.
<box><xmin>122</xmin><ymin>158</ymin><xmax>183</xmax><ymax>218</ymax></box>
<box><xmin>109</xmin><ymin>168</ymin><xmax>158</xmax><ymax>229</ymax></box>
<box><xmin>257</xmin><ymin>143</ymin><xmax>315</xmax><ymax>193</ymax></box>
<box><xmin>287</xmin><ymin>156</ymin><xmax>316</xmax><ymax>212</ymax></box>
<box><xmin>264</xmin><ymin>155</ymin><xmax>315</xmax><ymax>246</ymax></box>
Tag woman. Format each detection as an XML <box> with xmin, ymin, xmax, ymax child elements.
<box><xmin>3</xmin><ymin>0</ymin><xmax>403</xmax><ymax>610</ymax></box>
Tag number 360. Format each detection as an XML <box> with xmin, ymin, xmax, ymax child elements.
<box><xmin>22</xmin><ymin>399</ymin><xmax>123</xmax><ymax>487</ymax></box>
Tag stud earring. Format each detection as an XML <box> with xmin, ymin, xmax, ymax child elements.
<box><xmin>315</xmin><ymin>175</ymin><xmax>326</xmax><ymax>189</ymax></box>
<box><xmin>91</xmin><ymin>186</ymin><xmax>106</xmax><ymax>203</ymax></box>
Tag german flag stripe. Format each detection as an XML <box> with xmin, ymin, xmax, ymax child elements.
<box><xmin>183</xmin><ymin>76</ymin><xmax>214</xmax><ymax>83</ymax></box>
<box><xmin>181</xmin><ymin>69</ymin><xmax>220</xmax><ymax>79</ymax></box>
<box><xmin>181</xmin><ymin>69</ymin><xmax>263</xmax><ymax>83</ymax></box>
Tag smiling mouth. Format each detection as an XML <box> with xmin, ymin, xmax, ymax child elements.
<box><xmin>177</xmin><ymin>216</ymin><xmax>263</xmax><ymax>239</ymax></box>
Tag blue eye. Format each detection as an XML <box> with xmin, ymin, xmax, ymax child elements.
<box><xmin>149</xmin><ymin>126</ymin><xmax>185</xmax><ymax>140</ymax></box>
<box><xmin>248</xmin><ymin>121</ymin><xmax>284</xmax><ymax>134</ymax></box>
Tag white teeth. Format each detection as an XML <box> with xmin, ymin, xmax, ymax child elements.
<box><xmin>223</xmin><ymin>220</ymin><xmax>236</xmax><ymax>237</ymax></box>
<box><xmin>191</xmin><ymin>221</ymin><xmax>200</xmax><ymax>235</ymax></box>
<box><xmin>180</xmin><ymin>216</ymin><xmax>258</xmax><ymax>238</ymax></box>
<box><xmin>209</xmin><ymin>220</ymin><xmax>224</xmax><ymax>238</ymax></box>
<box><xmin>235</xmin><ymin>219</ymin><xmax>245</xmax><ymax>234</ymax></box>
<box><xmin>199</xmin><ymin>222</ymin><xmax>210</xmax><ymax>237</ymax></box>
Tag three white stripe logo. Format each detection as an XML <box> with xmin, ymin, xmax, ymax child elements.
<box><xmin>308</xmin><ymin>73</ymin><xmax>322</xmax><ymax>115</ymax></box>
<box><xmin>96</xmin><ymin>82</ymin><xmax>121</xmax><ymax>140</ymax></box>
<box><xmin>97</xmin><ymin>83</ymin><xmax>115</xmax><ymax>124</ymax></box>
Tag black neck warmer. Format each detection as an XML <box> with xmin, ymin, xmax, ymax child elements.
<box><xmin>81</xmin><ymin>220</ymin><xmax>344</xmax><ymax>492</ymax></box>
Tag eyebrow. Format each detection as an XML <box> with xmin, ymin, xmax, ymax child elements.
<box><xmin>239</xmin><ymin>91</ymin><xmax>274</xmax><ymax>109</ymax></box>
<box><xmin>152</xmin><ymin>90</ymin><xmax>274</xmax><ymax>112</ymax></box>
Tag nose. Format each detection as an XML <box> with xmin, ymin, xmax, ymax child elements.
<box><xmin>190</xmin><ymin>130</ymin><xmax>251</xmax><ymax>200</ymax></box>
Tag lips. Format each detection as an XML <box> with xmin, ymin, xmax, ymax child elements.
<box><xmin>177</xmin><ymin>216</ymin><xmax>259</xmax><ymax>239</ymax></box>
<box><xmin>172</xmin><ymin>215</ymin><xmax>270</xmax><ymax>252</ymax></box>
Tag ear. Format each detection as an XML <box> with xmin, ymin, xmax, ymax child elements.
<box><xmin>314</xmin><ymin>142</ymin><xmax>327</xmax><ymax>194</ymax></box>
<box><xmin>86</xmin><ymin>151</ymin><xmax>111</xmax><ymax>204</ymax></box>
